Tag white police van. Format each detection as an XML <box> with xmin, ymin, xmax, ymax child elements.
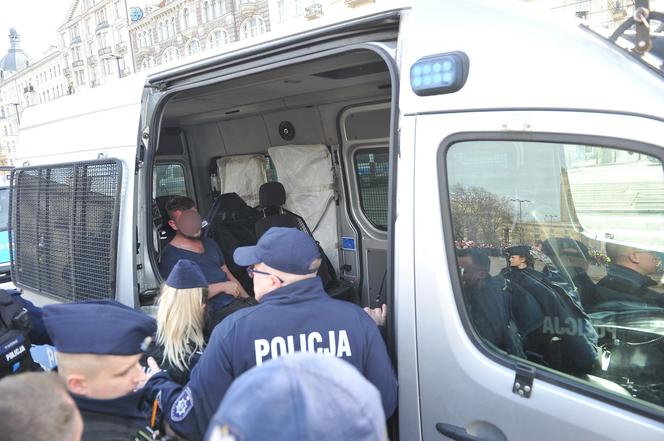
<box><xmin>9</xmin><ymin>0</ymin><xmax>664</xmax><ymax>439</ymax></box>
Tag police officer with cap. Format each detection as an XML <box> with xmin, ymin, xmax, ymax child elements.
<box><xmin>205</xmin><ymin>352</ymin><xmax>388</xmax><ymax>441</ymax></box>
<box><xmin>145</xmin><ymin>227</ymin><xmax>398</xmax><ymax>441</ymax></box>
<box><xmin>43</xmin><ymin>300</ymin><xmax>157</xmax><ymax>441</ymax></box>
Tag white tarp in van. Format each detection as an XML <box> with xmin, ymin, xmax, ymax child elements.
<box><xmin>268</xmin><ymin>145</ymin><xmax>339</xmax><ymax>270</ymax></box>
<box><xmin>217</xmin><ymin>155</ymin><xmax>267</xmax><ymax>208</ymax></box>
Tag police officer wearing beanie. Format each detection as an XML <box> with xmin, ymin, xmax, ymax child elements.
<box><xmin>43</xmin><ymin>300</ymin><xmax>157</xmax><ymax>441</ymax></box>
<box><xmin>145</xmin><ymin>227</ymin><xmax>398</xmax><ymax>441</ymax></box>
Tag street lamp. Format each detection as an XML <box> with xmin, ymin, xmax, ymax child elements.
<box><xmin>101</xmin><ymin>53</ymin><xmax>124</xmax><ymax>78</ymax></box>
<box><xmin>510</xmin><ymin>198</ymin><xmax>531</xmax><ymax>223</ymax></box>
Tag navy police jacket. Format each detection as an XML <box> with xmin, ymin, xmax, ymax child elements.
<box><xmin>145</xmin><ymin>277</ymin><xmax>398</xmax><ymax>441</ymax></box>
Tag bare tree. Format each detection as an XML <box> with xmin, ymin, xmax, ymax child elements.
<box><xmin>450</xmin><ymin>184</ymin><xmax>514</xmax><ymax>243</ymax></box>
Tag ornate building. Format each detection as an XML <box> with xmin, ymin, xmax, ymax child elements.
<box><xmin>0</xmin><ymin>30</ymin><xmax>69</xmax><ymax>163</ymax></box>
<box><xmin>57</xmin><ymin>0</ymin><xmax>134</xmax><ymax>93</ymax></box>
<box><xmin>127</xmin><ymin>0</ymin><xmax>271</xmax><ymax>72</ymax></box>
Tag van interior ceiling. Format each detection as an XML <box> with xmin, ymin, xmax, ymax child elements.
<box><xmin>149</xmin><ymin>49</ymin><xmax>393</xmax><ymax>311</ymax></box>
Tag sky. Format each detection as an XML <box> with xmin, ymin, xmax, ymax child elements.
<box><xmin>0</xmin><ymin>0</ymin><xmax>73</xmax><ymax>60</ymax></box>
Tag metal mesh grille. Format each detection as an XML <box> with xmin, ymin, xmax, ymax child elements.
<box><xmin>354</xmin><ymin>149</ymin><xmax>389</xmax><ymax>231</ymax></box>
<box><xmin>10</xmin><ymin>160</ymin><xmax>122</xmax><ymax>302</ymax></box>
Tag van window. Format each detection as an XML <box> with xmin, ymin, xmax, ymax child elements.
<box><xmin>445</xmin><ymin>139</ymin><xmax>664</xmax><ymax>409</ymax></box>
<box><xmin>354</xmin><ymin>148</ymin><xmax>389</xmax><ymax>230</ymax></box>
<box><xmin>155</xmin><ymin>163</ymin><xmax>187</xmax><ymax>197</ymax></box>
<box><xmin>11</xmin><ymin>160</ymin><xmax>123</xmax><ymax>302</ymax></box>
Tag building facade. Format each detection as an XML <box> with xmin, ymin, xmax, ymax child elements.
<box><xmin>58</xmin><ymin>0</ymin><xmax>134</xmax><ymax>93</ymax></box>
<box><xmin>527</xmin><ymin>0</ymin><xmax>662</xmax><ymax>31</ymax></box>
<box><xmin>0</xmin><ymin>29</ymin><xmax>70</xmax><ymax>163</ymax></box>
<box><xmin>127</xmin><ymin>0</ymin><xmax>271</xmax><ymax>72</ymax></box>
<box><xmin>267</xmin><ymin>0</ymin><xmax>375</xmax><ymax>33</ymax></box>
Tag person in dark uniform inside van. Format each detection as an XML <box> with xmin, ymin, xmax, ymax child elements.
<box><xmin>457</xmin><ymin>248</ymin><xmax>515</xmax><ymax>352</ymax></box>
<box><xmin>541</xmin><ymin>237</ymin><xmax>597</xmax><ymax>308</ymax></box>
<box><xmin>160</xmin><ymin>196</ymin><xmax>249</xmax><ymax>307</ymax></box>
<box><xmin>145</xmin><ymin>227</ymin><xmax>398</xmax><ymax>441</ymax></box>
<box><xmin>43</xmin><ymin>300</ymin><xmax>156</xmax><ymax>441</ymax></box>
<box><xmin>591</xmin><ymin>243</ymin><xmax>664</xmax><ymax>311</ymax></box>
<box><xmin>502</xmin><ymin>245</ymin><xmax>599</xmax><ymax>374</ymax></box>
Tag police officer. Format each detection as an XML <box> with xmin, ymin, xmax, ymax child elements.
<box><xmin>43</xmin><ymin>300</ymin><xmax>157</xmax><ymax>441</ymax></box>
<box><xmin>205</xmin><ymin>352</ymin><xmax>388</xmax><ymax>441</ymax></box>
<box><xmin>145</xmin><ymin>227</ymin><xmax>398</xmax><ymax>441</ymax></box>
<box><xmin>502</xmin><ymin>245</ymin><xmax>599</xmax><ymax>374</ymax></box>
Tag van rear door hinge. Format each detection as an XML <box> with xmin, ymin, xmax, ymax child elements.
<box><xmin>513</xmin><ymin>364</ymin><xmax>535</xmax><ymax>398</ymax></box>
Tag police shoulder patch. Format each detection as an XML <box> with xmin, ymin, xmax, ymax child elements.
<box><xmin>171</xmin><ymin>387</ymin><xmax>194</xmax><ymax>422</ymax></box>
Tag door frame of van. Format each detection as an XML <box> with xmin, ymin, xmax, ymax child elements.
<box><xmin>140</xmin><ymin>38</ymin><xmax>402</xmax><ymax>358</ymax></box>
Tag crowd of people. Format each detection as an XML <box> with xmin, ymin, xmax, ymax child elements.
<box><xmin>0</xmin><ymin>196</ymin><xmax>396</xmax><ymax>441</ymax></box>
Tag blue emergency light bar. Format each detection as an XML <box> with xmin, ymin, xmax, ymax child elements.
<box><xmin>410</xmin><ymin>52</ymin><xmax>469</xmax><ymax>96</ymax></box>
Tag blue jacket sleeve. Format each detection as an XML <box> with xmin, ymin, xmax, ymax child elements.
<box><xmin>360</xmin><ymin>313</ymin><xmax>398</xmax><ymax>417</ymax></box>
<box><xmin>145</xmin><ymin>320</ymin><xmax>236</xmax><ymax>440</ymax></box>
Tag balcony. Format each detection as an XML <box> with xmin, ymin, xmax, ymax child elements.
<box><xmin>305</xmin><ymin>3</ymin><xmax>323</xmax><ymax>19</ymax></box>
<box><xmin>238</xmin><ymin>0</ymin><xmax>257</xmax><ymax>16</ymax></box>
<box><xmin>344</xmin><ymin>0</ymin><xmax>373</xmax><ymax>7</ymax></box>
<box><xmin>69</xmin><ymin>36</ymin><xmax>82</xmax><ymax>46</ymax></box>
<box><xmin>95</xmin><ymin>21</ymin><xmax>110</xmax><ymax>32</ymax></box>
<box><xmin>116</xmin><ymin>41</ymin><xmax>128</xmax><ymax>54</ymax></box>
<box><xmin>72</xmin><ymin>59</ymin><xmax>84</xmax><ymax>68</ymax></box>
<box><xmin>87</xmin><ymin>56</ymin><xmax>97</xmax><ymax>65</ymax></box>
<box><xmin>98</xmin><ymin>46</ymin><xmax>113</xmax><ymax>56</ymax></box>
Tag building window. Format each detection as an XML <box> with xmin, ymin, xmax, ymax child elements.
<box><xmin>114</xmin><ymin>0</ymin><xmax>122</xmax><ymax>19</ymax></box>
<box><xmin>240</xmin><ymin>16</ymin><xmax>266</xmax><ymax>39</ymax></box>
<box><xmin>169</xmin><ymin>17</ymin><xmax>176</xmax><ymax>37</ymax></box>
<box><xmin>187</xmin><ymin>39</ymin><xmax>201</xmax><ymax>56</ymax></box>
<box><xmin>98</xmin><ymin>31</ymin><xmax>109</xmax><ymax>49</ymax></box>
<box><xmin>84</xmin><ymin>18</ymin><xmax>92</xmax><ymax>36</ymax></box>
<box><xmin>162</xmin><ymin>47</ymin><xmax>180</xmax><ymax>64</ymax></box>
<box><xmin>203</xmin><ymin>1</ymin><xmax>212</xmax><ymax>22</ymax></box>
<box><xmin>75</xmin><ymin>69</ymin><xmax>86</xmax><ymax>87</ymax></box>
<box><xmin>277</xmin><ymin>0</ymin><xmax>285</xmax><ymax>21</ymax></box>
<box><xmin>294</xmin><ymin>0</ymin><xmax>303</xmax><ymax>16</ymax></box>
<box><xmin>97</xmin><ymin>7</ymin><xmax>107</xmax><ymax>24</ymax></box>
<box><xmin>207</xmin><ymin>28</ymin><xmax>229</xmax><ymax>48</ymax></box>
<box><xmin>212</xmin><ymin>0</ymin><xmax>224</xmax><ymax>18</ymax></box>
<box><xmin>182</xmin><ymin>8</ymin><xmax>191</xmax><ymax>28</ymax></box>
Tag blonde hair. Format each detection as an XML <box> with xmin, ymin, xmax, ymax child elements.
<box><xmin>156</xmin><ymin>284</ymin><xmax>206</xmax><ymax>372</ymax></box>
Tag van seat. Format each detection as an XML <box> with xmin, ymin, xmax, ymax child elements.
<box><xmin>255</xmin><ymin>182</ymin><xmax>356</xmax><ymax>303</ymax></box>
<box><xmin>206</xmin><ymin>192</ymin><xmax>261</xmax><ymax>296</ymax></box>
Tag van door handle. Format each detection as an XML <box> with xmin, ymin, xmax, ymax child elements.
<box><xmin>436</xmin><ymin>423</ymin><xmax>490</xmax><ymax>441</ymax></box>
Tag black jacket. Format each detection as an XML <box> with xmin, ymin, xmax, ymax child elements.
<box><xmin>593</xmin><ymin>264</ymin><xmax>664</xmax><ymax>311</ymax></box>
<box><xmin>504</xmin><ymin>267</ymin><xmax>599</xmax><ymax>374</ymax></box>
<box><xmin>73</xmin><ymin>391</ymin><xmax>147</xmax><ymax>441</ymax></box>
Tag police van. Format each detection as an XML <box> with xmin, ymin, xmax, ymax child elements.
<box><xmin>9</xmin><ymin>0</ymin><xmax>664</xmax><ymax>439</ymax></box>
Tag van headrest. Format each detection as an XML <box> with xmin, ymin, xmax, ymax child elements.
<box><xmin>259</xmin><ymin>182</ymin><xmax>286</xmax><ymax>208</ymax></box>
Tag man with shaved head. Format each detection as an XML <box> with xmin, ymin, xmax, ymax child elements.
<box><xmin>592</xmin><ymin>243</ymin><xmax>664</xmax><ymax>310</ymax></box>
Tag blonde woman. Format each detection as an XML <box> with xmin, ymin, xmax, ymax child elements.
<box><xmin>148</xmin><ymin>259</ymin><xmax>209</xmax><ymax>384</ymax></box>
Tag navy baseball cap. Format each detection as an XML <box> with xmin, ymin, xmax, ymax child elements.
<box><xmin>234</xmin><ymin>227</ymin><xmax>321</xmax><ymax>275</ymax></box>
<box><xmin>166</xmin><ymin>259</ymin><xmax>208</xmax><ymax>289</ymax></box>
<box><xmin>505</xmin><ymin>245</ymin><xmax>531</xmax><ymax>257</ymax></box>
<box><xmin>43</xmin><ymin>300</ymin><xmax>156</xmax><ymax>356</ymax></box>
<box><xmin>204</xmin><ymin>352</ymin><xmax>387</xmax><ymax>441</ymax></box>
